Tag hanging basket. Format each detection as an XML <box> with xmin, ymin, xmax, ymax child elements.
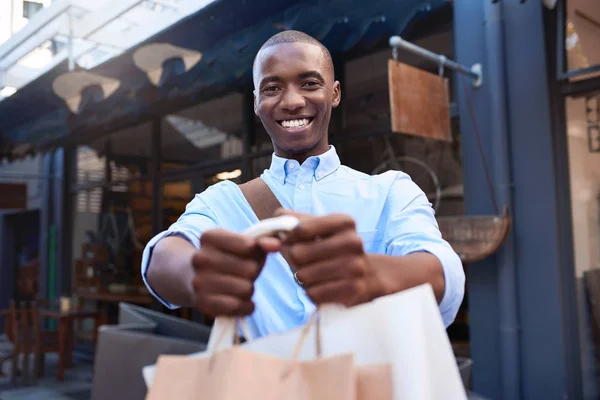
<box><xmin>437</xmin><ymin>206</ymin><xmax>511</xmax><ymax>264</ymax></box>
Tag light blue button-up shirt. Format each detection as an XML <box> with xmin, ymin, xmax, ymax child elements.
<box><xmin>141</xmin><ymin>146</ymin><xmax>465</xmax><ymax>338</ymax></box>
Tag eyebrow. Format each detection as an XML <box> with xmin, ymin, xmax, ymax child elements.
<box><xmin>259</xmin><ymin>70</ymin><xmax>326</xmax><ymax>87</ymax></box>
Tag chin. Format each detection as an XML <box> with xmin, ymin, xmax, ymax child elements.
<box><xmin>283</xmin><ymin>140</ymin><xmax>321</xmax><ymax>157</ymax></box>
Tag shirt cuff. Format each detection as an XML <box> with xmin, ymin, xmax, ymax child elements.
<box><xmin>141</xmin><ymin>230</ymin><xmax>200</xmax><ymax>310</ymax></box>
<box><xmin>388</xmin><ymin>243</ymin><xmax>465</xmax><ymax>327</ymax></box>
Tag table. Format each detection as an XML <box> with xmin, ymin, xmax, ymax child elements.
<box><xmin>75</xmin><ymin>289</ymin><xmax>152</xmax><ymax>305</ymax></box>
<box><xmin>38</xmin><ymin>306</ymin><xmax>100</xmax><ymax>382</ymax></box>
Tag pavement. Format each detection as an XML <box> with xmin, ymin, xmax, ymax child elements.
<box><xmin>0</xmin><ymin>336</ymin><xmax>93</xmax><ymax>400</ymax></box>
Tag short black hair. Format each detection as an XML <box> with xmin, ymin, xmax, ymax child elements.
<box><xmin>252</xmin><ymin>30</ymin><xmax>334</xmax><ymax>85</ymax></box>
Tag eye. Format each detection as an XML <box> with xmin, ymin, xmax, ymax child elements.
<box><xmin>302</xmin><ymin>81</ymin><xmax>321</xmax><ymax>89</ymax></box>
<box><xmin>261</xmin><ymin>86</ymin><xmax>280</xmax><ymax>93</ymax></box>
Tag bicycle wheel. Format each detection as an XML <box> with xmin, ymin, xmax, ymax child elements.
<box><xmin>372</xmin><ymin>156</ymin><xmax>442</xmax><ymax>211</ymax></box>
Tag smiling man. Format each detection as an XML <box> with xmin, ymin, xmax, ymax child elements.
<box><xmin>141</xmin><ymin>30</ymin><xmax>465</xmax><ymax>338</ymax></box>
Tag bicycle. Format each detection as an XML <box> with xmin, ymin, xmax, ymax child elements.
<box><xmin>356</xmin><ymin>93</ymin><xmax>444</xmax><ymax>211</ymax></box>
<box><xmin>371</xmin><ymin>136</ymin><xmax>442</xmax><ymax>211</ymax></box>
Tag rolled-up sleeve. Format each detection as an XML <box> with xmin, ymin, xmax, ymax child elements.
<box><xmin>141</xmin><ymin>195</ymin><xmax>218</xmax><ymax>309</ymax></box>
<box><xmin>384</xmin><ymin>173</ymin><xmax>465</xmax><ymax>327</ymax></box>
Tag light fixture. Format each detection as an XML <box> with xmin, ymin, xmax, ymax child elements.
<box><xmin>133</xmin><ymin>43</ymin><xmax>202</xmax><ymax>87</ymax></box>
<box><xmin>215</xmin><ymin>169</ymin><xmax>242</xmax><ymax>181</ymax></box>
<box><xmin>52</xmin><ymin>71</ymin><xmax>121</xmax><ymax>113</ymax></box>
<box><xmin>0</xmin><ymin>86</ymin><xmax>17</xmax><ymax>98</ymax></box>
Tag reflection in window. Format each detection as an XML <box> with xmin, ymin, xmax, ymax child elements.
<box><xmin>565</xmin><ymin>1</ymin><xmax>600</xmax><ymax>73</ymax></box>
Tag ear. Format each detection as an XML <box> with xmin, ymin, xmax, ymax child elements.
<box><xmin>332</xmin><ymin>80</ymin><xmax>341</xmax><ymax>108</ymax></box>
<box><xmin>253</xmin><ymin>90</ymin><xmax>259</xmax><ymax>116</ymax></box>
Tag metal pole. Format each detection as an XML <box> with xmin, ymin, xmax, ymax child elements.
<box><xmin>67</xmin><ymin>6</ymin><xmax>74</xmax><ymax>71</ymax></box>
<box><xmin>484</xmin><ymin>1</ymin><xmax>521</xmax><ymax>398</ymax></box>
<box><xmin>151</xmin><ymin>118</ymin><xmax>163</xmax><ymax>236</ymax></box>
<box><xmin>242</xmin><ymin>88</ymin><xmax>255</xmax><ymax>182</ymax></box>
<box><xmin>389</xmin><ymin>35</ymin><xmax>483</xmax><ymax>88</ymax></box>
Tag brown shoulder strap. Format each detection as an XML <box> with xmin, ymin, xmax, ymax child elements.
<box><xmin>238</xmin><ymin>178</ymin><xmax>283</xmax><ymax>221</ymax></box>
<box><xmin>238</xmin><ymin>178</ymin><xmax>299</xmax><ymax>279</ymax></box>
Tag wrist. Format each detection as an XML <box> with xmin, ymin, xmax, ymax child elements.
<box><xmin>364</xmin><ymin>255</ymin><xmax>389</xmax><ymax>301</ymax></box>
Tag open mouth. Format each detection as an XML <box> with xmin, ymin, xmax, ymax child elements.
<box><xmin>277</xmin><ymin>117</ymin><xmax>314</xmax><ymax>130</ymax></box>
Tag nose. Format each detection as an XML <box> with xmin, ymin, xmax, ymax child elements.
<box><xmin>280</xmin><ymin>87</ymin><xmax>305</xmax><ymax>111</ymax></box>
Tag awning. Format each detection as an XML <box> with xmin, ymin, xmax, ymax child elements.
<box><xmin>0</xmin><ymin>0</ymin><xmax>448</xmax><ymax>160</ymax></box>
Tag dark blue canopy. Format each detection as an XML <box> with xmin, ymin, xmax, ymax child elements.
<box><xmin>0</xmin><ymin>0</ymin><xmax>447</xmax><ymax>158</ymax></box>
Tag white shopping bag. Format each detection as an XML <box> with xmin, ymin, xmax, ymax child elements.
<box><xmin>143</xmin><ymin>283</ymin><xmax>467</xmax><ymax>400</ymax></box>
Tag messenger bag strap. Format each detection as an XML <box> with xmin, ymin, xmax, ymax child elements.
<box><xmin>238</xmin><ymin>178</ymin><xmax>302</xmax><ymax>284</ymax></box>
<box><xmin>238</xmin><ymin>178</ymin><xmax>283</xmax><ymax>221</ymax></box>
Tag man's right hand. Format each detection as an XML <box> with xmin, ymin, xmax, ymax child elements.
<box><xmin>191</xmin><ymin>229</ymin><xmax>281</xmax><ymax>318</ymax></box>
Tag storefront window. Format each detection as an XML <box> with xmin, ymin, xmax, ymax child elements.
<box><xmin>71</xmin><ymin>126</ymin><xmax>156</xmax><ymax>314</ymax></box>
<box><xmin>565</xmin><ymin>1</ymin><xmax>600</xmax><ymax>75</ymax></box>
<box><xmin>162</xmin><ymin>92</ymin><xmax>245</xmax><ymax>173</ymax></box>
<box><xmin>566</xmin><ymin>94</ymin><xmax>600</xmax><ymax>399</ymax></box>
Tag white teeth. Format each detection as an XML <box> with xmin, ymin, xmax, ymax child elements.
<box><xmin>281</xmin><ymin>118</ymin><xmax>310</xmax><ymax>129</ymax></box>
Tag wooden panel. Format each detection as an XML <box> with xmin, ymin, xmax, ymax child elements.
<box><xmin>388</xmin><ymin>60</ymin><xmax>452</xmax><ymax>142</ymax></box>
<box><xmin>0</xmin><ymin>183</ymin><xmax>27</xmax><ymax>209</ymax></box>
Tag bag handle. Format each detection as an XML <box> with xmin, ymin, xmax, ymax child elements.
<box><xmin>207</xmin><ymin>317</ymin><xmax>254</xmax><ymax>353</ymax></box>
<box><xmin>208</xmin><ymin>309</ymin><xmax>324</xmax><ymax>373</ymax></box>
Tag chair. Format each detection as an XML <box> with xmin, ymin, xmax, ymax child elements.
<box><xmin>0</xmin><ymin>309</ymin><xmax>14</xmax><ymax>377</ymax></box>
<box><xmin>6</xmin><ymin>300</ymin><xmax>61</xmax><ymax>384</ymax></box>
<box><xmin>29</xmin><ymin>301</ymin><xmax>62</xmax><ymax>381</ymax></box>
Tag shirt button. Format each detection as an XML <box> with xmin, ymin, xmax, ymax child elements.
<box><xmin>299</xmin><ymin>184</ymin><xmax>305</xmax><ymax>190</ymax></box>
<box><xmin>289</xmin><ymin>163</ymin><xmax>295</xmax><ymax>169</ymax></box>
<box><xmin>317</xmin><ymin>171</ymin><xmax>323</xmax><ymax>178</ymax></box>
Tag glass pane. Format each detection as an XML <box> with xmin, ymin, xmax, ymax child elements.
<box><xmin>162</xmin><ymin>93</ymin><xmax>245</xmax><ymax>173</ymax></box>
<box><xmin>163</xmin><ymin>180</ymin><xmax>194</xmax><ymax>231</ymax></box>
<box><xmin>566</xmin><ymin>95</ymin><xmax>600</xmax><ymax>399</ymax></box>
<box><xmin>566</xmin><ymin>1</ymin><xmax>600</xmax><ymax>74</ymax></box>
<box><xmin>71</xmin><ymin>179</ymin><xmax>154</xmax><ymax>324</ymax></box>
<box><xmin>76</xmin><ymin>145</ymin><xmax>105</xmax><ymax>187</ymax></box>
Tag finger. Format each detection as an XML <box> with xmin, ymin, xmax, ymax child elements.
<box><xmin>192</xmin><ymin>248</ymin><xmax>264</xmax><ymax>280</ymax></box>
<box><xmin>285</xmin><ymin>214</ymin><xmax>356</xmax><ymax>243</ymax></box>
<box><xmin>256</xmin><ymin>237</ymin><xmax>282</xmax><ymax>253</ymax></box>
<box><xmin>195</xmin><ymin>293</ymin><xmax>255</xmax><ymax>317</ymax></box>
<box><xmin>295</xmin><ymin>257</ymin><xmax>365</xmax><ymax>287</ymax></box>
<box><xmin>305</xmin><ymin>279</ymin><xmax>369</xmax><ymax>308</ymax></box>
<box><xmin>289</xmin><ymin>230</ymin><xmax>364</xmax><ymax>266</ymax></box>
<box><xmin>193</xmin><ymin>272</ymin><xmax>254</xmax><ymax>300</ymax></box>
<box><xmin>200</xmin><ymin>229</ymin><xmax>261</xmax><ymax>258</ymax></box>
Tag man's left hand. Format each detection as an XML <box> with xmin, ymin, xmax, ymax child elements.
<box><xmin>274</xmin><ymin>209</ymin><xmax>383</xmax><ymax>307</ymax></box>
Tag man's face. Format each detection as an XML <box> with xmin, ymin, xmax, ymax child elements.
<box><xmin>254</xmin><ymin>42</ymin><xmax>341</xmax><ymax>161</ymax></box>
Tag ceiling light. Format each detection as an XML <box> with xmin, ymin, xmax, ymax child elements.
<box><xmin>52</xmin><ymin>71</ymin><xmax>121</xmax><ymax>113</ymax></box>
<box><xmin>133</xmin><ymin>43</ymin><xmax>202</xmax><ymax>86</ymax></box>
<box><xmin>215</xmin><ymin>169</ymin><xmax>242</xmax><ymax>181</ymax></box>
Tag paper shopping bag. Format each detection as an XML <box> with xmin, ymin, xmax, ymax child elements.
<box><xmin>145</xmin><ymin>312</ymin><xmax>392</xmax><ymax>400</ymax></box>
<box><xmin>147</xmin><ymin>349</ymin><xmax>358</xmax><ymax>400</ymax></box>
<box><xmin>144</xmin><ymin>284</ymin><xmax>466</xmax><ymax>400</ymax></box>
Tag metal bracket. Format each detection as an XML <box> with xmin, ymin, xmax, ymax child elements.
<box><xmin>389</xmin><ymin>35</ymin><xmax>483</xmax><ymax>88</ymax></box>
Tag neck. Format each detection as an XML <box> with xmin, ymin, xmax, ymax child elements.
<box><xmin>275</xmin><ymin>140</ymin><xmax>329</xmax><ymax>164</ymax></box>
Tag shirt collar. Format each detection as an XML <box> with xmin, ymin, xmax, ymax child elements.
<box><xmin>268</xmin><ymin>145</ymin><xmax>341</xmax><ymax>184</ymax></box>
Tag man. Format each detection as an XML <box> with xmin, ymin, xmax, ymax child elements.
<box><xmin>141</xmin><ymin>30</ymin><xmax>465</xmax><ymax>338</ymax></box>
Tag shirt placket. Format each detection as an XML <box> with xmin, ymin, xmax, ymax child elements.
<box><xmin>293</xmin><ymin>161</ymin><xmax>317</xmax><ymax>321</ymax></box>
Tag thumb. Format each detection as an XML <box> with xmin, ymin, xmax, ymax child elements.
<box><xmin>256</xmin><ymin>236</ymin><xmax>282</xmax><ymax>253</ymax></box>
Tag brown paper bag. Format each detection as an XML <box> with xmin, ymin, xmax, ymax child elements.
<box><xmin>146</xmin><ymin>311</ymin><xmax>392</xmax><ymax>400</ymax></box>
